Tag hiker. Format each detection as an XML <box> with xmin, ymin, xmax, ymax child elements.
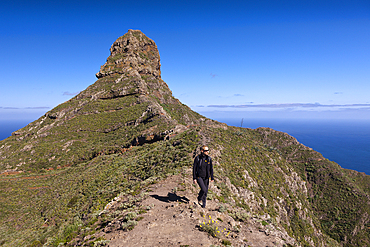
<box><xmin>193</xmin><ymin>145</ymin><xmax>214</xmax><ymax>208</ymax></box>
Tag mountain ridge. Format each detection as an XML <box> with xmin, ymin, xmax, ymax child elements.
<box><xmin>0</xmin><ymin>30</ymin><xmax>369</xmax><ymax>247</ymax></box>
<box><xmin>0</xmin><ymin>29</ymin><xmax>213</xmax><ymax>173</ymax></box>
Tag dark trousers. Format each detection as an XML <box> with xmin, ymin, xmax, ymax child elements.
<box><xmin>197</xmin><ymin>177</ymin><xmax>209</xmax><ymax>208</ymax></box>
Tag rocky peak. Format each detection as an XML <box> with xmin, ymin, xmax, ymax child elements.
<box><xmin>78</xmin><ymin>29</ymin><xmax>171</xmax><ymax>102</ymax></box>
<box><xmin>0</xmin><ymin>30</ymin><xmax>205</xmax><ymax>173</ymax></box>
<box><xmin>96</xmin><ymin>29</ymin><xmax>161</xmax><ymax>80</ymax></box>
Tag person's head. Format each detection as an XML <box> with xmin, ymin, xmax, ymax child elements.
<box><xmin>200</xmin><ymin>145</ymin><xmax>209</xmax><ymax>155</ymax></box>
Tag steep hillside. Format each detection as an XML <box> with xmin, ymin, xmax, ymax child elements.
<box><xmin>0</xmin><ymin>30</ymin><xmax>369</xmax><ymax>247</ymax></box>
<box><xmin>0</xmin><ymin>29</ymin><xmax>204</xmax><ymax>173</ymax></box>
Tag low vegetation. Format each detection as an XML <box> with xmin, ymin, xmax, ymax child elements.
<box><xmin>1</xmin><ymin>29</ymin><xmax>369</xmax><ymax>247</ymax></box>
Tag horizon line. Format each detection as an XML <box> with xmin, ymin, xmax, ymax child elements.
<box><xmin>206</xmin><ymin>103</ymin><xmax>370</xmax><ymax>108</ymax></box>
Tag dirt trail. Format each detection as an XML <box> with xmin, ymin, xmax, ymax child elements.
<box><xmin>107</xmin><ymin>174</ymin><xmax>216</xmax><ymax>246</ymax></box>
<box><xmin>104</xmin><ymin>169</ymin><xmax>294</xmax><ymax>247</ymax></box>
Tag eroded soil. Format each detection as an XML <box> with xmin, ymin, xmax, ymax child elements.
<box><xmin>100</xmin><ymin>169</ymin><xmax>293</xmax><ymax>247</ymax></box>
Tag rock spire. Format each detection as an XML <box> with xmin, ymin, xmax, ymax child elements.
<box><xmin>0</xmin><ymin>29</ymin><xmax>204</xmax><ymax>172</ymax></box>
<box><xmin>96</xmin><ymin>29</ymin><xmax>161</xmax><ymax>80</ymax></box>
<box><xmin>78</xmin><ymin>29</ymin><xmax>171</xmax><ymax>102</ymax></box>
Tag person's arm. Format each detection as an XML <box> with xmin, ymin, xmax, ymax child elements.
<box><xmin>193</xmin><ymin>156</ymin><xmax>198</xmax><ymax>183</ymax></box>
<box><xmin>210</xmin><ymin>157</ymin><xmax>214</xmax><ymax>182</ymax></box>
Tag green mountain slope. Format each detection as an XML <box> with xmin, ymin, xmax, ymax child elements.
<box><xmin>0</xmin><ymin>30</ymin><xmax>369</xmax><ymax>247</ymax></box>
<box><xmin>0</xmin><ymin>30</ymin><xmax>203</xmax><ymax>173</ymax></box>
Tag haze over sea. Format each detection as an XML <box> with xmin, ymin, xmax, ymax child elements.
<box><xmin>211</xmin><ymin>118</ymin><xmax>370</xmax><ymax>176</ymax></box>
<box><xmin>1</xmin><ymin>118</ymin><xmax>369</xmax><ymax>176</ymax></box>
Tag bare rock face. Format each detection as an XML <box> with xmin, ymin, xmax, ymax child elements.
<box><xmin>96</xmin><ymin>29</ymin><xmax>161</xmax><ymax>80</ymax></box>
<box><xmin>77</xmin><ymin>29</ymin><xmax>174</xmax><ymax>105</ymax></box>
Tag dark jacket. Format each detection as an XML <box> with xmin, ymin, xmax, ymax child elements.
<box><xmin>193</xmin><ymin>154</ymin><xmax>214</xmax><ymax>180</ymax></box>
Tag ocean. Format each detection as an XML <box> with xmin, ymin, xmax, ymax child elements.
<box><xmin>1</xmin><ymin>118</ymin><xmax>369</xmax><ymax>175</ymax></box>
<box><xmin>0</xmin><ymin>120</ymin><xmax>33</xmax><ymax>141</ymax></box>
<box><xmin>217</xmin><ymin>118</ymin><xmax>370</xmax><ymax>176</ymax></box>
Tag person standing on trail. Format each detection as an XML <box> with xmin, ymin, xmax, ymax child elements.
<box><xmin>193</xmin><ymin>145</ymin><xmax>214</xmax><ymax>208</ymax></box>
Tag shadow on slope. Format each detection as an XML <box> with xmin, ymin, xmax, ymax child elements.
<box><xmin>150</xmin><ymin>192</ymin><xmax>190</xmax><ymax>203</ymax></box>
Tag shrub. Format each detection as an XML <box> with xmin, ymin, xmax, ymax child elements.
<box><xmin>221</xmin><ymin>239</ymin><xmax>232</xmax><ymax>246</ymax></box>
<box><xmin>121</xmin><ymin>220</ymin><xmax>137</xmax><ymax>231</ymax></box>
<box><xmin>218</xmin><ymin>204</ymin><xmax>228</xmax><ymax>213</ymax></box>
<box><xmin>93</xmin><ymin>238</ymin><xmax>110</xmax><ymax>246</ymax></box>
<box><xmin>124</xmin><ymin>212</ymin><xmax>137</xmax><ymax>221</ymax></box>
<box><xmin>198</xmin><ymin>215</ymin><xmax>230</xmax><ymax>239</ymax></box>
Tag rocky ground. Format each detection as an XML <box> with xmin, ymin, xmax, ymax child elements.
<box><xmin>95</xmin><ymin>168</ymin><xmax>295</xmax><ymax>247</ymax></box>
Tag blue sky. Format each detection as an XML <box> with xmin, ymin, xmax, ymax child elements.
<box><xmin>1</xmin><ymin>0</ymin><xmax>369</xmax><ymax>122</ymax></box>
